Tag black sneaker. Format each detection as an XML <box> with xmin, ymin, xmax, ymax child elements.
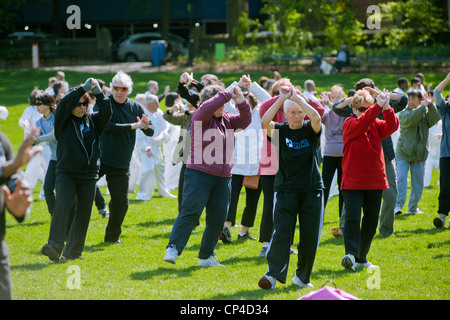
<box><xmin>219</xmin><ymin>228</ymin><xmax>232</xmax><ymax>244</ymax></box>
<box><xmin>42</xmin><ymin>244</ymin><xmax>60</xmax><ymax>261</ymax></box>
<box><xmin>433</xmin><ymin>217</ymin><xmax>445</xmax><ymax>228</ymax></box>
<box><xmin>237</xmin><ymin>232</ymin><xmax>258</xmax><ymax>241</ymax></box>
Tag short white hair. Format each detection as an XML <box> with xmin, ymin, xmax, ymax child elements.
<box><xmin>135</xmin><ymin>94</ymin><xmax>146</xmax><ymax>105</ymax></box>
<box><xmin>283</xmin><ymin>100</ymin><xmax>302</xmax><ymax>114</ymax></box>
<box><xmin>304</xmin><ymin>79</ymin><xmax>315</xmax><ymax>90</ymax></box>
<box><xmin>111</xmin><ymin>70</ymin><xmax>133</xmax><ymax>94</ymax></box>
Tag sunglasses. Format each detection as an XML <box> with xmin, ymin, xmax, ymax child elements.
<box><xmin>113</xmin><ymin>86</ymin><xmax>128</xmax><ymax>92</ymax></box>
<box><xmin>357</xmin><ymin>106</ymin><xmax>369</xmax><ymax>113</ymax></box>
<box><xmin>77</xmin><ymin>101</ymin><xmax>88</xmax><ymax>107</ymax></box>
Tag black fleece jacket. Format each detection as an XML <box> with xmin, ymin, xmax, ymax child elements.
<box><xmin>54</xmin><ymin>86</ymin><xmax>112</xmax><ymax>179</ymax></box>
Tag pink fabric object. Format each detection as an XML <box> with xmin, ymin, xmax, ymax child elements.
<box><xmin>298</xmin><ymin>286</ymin><xmax>360</xmax><ymax>300</ymax></box>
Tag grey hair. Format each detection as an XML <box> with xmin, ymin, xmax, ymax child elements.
<box><xmin>111</xmin><ymin>70</ymin><xmax>133</xmax><ymax>94</ymax></box>
<box><xmin>199</xmin><ymin>85</ymin><xmax>223</xmax><ymax>105</ymax></box>
<box><xmin>304</xmin><ymin>79</ymin><xmax>315</xmax><ymax>90</ymax></box>
<box><xmin>144</xmin><ymin>93</ymin><xmax>159</xmax><ymax>106</ymax></box>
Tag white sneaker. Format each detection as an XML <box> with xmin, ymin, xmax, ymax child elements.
<box><xmin>292</xmin><ymin>274</ymin><xmax>313</xmax><ymax>288</ymax></box>
<box><xmin>341</xmin><ymin>254</ymin><xmax>356</xmax><ymax>271</ymax></box>
<box><xmin>394</xmin><ymin>207</ymin><xmax>402</xmax><ymax>215</ymax></box>
<box><xmin>163</xmin><ymin>246</ymin><xmax>178</xmax><ymax>264</ymax></box>
<box><xmin>406</xmin><ymin>208</ymin><xmax>424</xmax><ymax>214</ymax></box>
<box><xmin>355</xmin><ymin>261</ymin><xmax>376</xmax><ymax>269</ymax></box>
<box><xmin>197</xmin><ymin>256</ymin><xmax>225</xmax><ymax>267</ymax></box>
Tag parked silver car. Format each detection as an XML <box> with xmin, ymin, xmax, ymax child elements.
<box><xmin>117</xmin><ymin>32</ymin><xmax>188</xmax><ymax>62</ymax></box>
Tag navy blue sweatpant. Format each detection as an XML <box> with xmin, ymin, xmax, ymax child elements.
<box><xmin>167</xmin><ymin>168</ymin><xmax>231</xmax><ymax>259</ymax></box>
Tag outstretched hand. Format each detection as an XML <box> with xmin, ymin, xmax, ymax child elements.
<box><xmin>2</xmin><ymin>178</ymin><xmax>33</xmax><ymax>219</ymax></box>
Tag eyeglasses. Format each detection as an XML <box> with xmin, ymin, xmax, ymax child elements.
<box><xmin>77</xmin><ymin>101</ymin><xmax>88</xmax><ymax>107</ymax></box>
<box><xmin>113</xmin><ymin>86</ymin><xmax>128</xmax><ymax>92</ymax></box>
<box><xmin>357</xmin><ymin>106</ymin><xmax>369</xmax><ymax>113</ymax></box>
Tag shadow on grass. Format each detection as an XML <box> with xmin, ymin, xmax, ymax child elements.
<box><xmin>130</xmin><ymin>265</ymin><xmax>198</xmax><ymax>281</ymax></box>
<box><xmin>210</xmin><ymin>282</ymin><xmax>309</xmax><ymax>300</ymax></box>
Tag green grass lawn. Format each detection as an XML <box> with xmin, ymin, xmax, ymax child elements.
<box><xmin>0</xmin><ymin>69</ymin><xmax>448</xmax><ymax>300</ymax></box>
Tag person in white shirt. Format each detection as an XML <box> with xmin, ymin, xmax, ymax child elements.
<box><xmin>303</xmin><ymin>80</ymin><xmax>320</xmax><ymax>102</ymax></box>
<box><xmin>19</xmin><ymin>88</ymin><xmax>50</xmax><ymax>200</ymax></box>
<box><xmin>135</xmin><ymin>94</ymin><xmax>176</xmax><ymax>201</ymax></box>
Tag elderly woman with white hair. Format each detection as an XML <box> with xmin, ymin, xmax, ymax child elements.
<box><xmin>258</xmin><ymin>85</ymin><xmax>323</xmax><ymax>290</ymax></box>
<box><xmin>98</xmin><ymin>71</ymin><xmax>154</xmax><ymax>244</ymax></box>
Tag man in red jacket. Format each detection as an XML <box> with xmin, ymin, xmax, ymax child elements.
<box><xmin>340</xmin><ymin>89</ymin><xmax>398</xmax><ymax>271</ymax></box>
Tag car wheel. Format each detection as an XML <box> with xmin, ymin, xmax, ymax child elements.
<box><xmin>125</xmin><ymin>53</ymin><xmax>138</xmax><ymax>62</ymax></box>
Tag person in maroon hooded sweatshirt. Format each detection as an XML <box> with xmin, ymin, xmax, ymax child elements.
<box><xmin>163</xmin><ymin>84</ymin><xmax>252</xmax><ymax>267</ymax></box>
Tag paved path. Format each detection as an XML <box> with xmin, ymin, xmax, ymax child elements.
<box><xmin>42</xmin><ymin>62</ymin><xmax>185</xmax><ymax>74</ymax></box>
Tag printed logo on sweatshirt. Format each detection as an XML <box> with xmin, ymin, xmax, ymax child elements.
<box><xmin>285</xmin><ymin>137</ymin><xmax>309</xmax><ymax>150</ymax></box>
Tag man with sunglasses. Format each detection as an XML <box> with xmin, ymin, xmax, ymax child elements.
<box><xmin>99</xmin><ymin>71</ymin><xmax>154</xmax><ymax>244</ymax></box>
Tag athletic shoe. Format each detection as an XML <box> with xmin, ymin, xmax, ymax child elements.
<box><xmin>258</xmin><ymin>275</ymin><xmax>276</xmax><ymax>290</ymax></box>
<box><xmin>237</xmin><ymin>232</ymin><xmax>258</xmax><ymax>241</ymax></box>
<box><xmin>341</xmin><ymin>254</ymin><xmax>356</xmax><ymax>271</ymax></box>
<box><xmin>98</xmin><ymin>208</ymin><xmax>109</xmax><ymax>218</ymax></box>
<box><xmin>292</xmin><ymin>274</ymin><xmax>313</xmax><ymax>288</ymax></box>
<box><xmin>355</xmin><ymin>261</ymin><xmax>376</xmax><ymax>269</ymax></box>
<box><xmin>406</xmin><ymin>208</ymin><xmax>424</xmax><ymax>214</ymax></box>
<box><xmin>219</xmin><ymin>228</ymin><xmax>232</xmax><ymax>244</ymax></box>
<box><xmin>163</xmin><ymin>245</ymin><xmax>178</xmax><ymax>264</ymax></box>
<box><xmin>197</xmin><ymin>256</ymin><xmax>225</xmax><ymax>267</ymax></box>
<box><xmin>258</xmin><ymin>246</ymin><xmax>268</xmax><ymax>258</ymax></box>
<box><xmin>42</xmin><ymin>244</ymin><xmax>60</xmax><ymax>262</ymax></box>
<box><xmin>433</xmin><ymin>216</ymin><xmax>445</xmax><ymax>228</ymax></box>
<box><xmin>394</xmin><ymin>207</ymin><xmax>402</xmax><ymax>215</ymax></box>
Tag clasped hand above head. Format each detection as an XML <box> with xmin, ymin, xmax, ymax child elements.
<box><xmin>180</xmin><ymin>72</ymin><xmax>194</xmax><ymax>86</ymax></box>
<box><xmin>230</xmin><ymin>85</ymin><xmax>245</xmax><ymax>104</ymax></box>
<box><xmin>375</xmin><ymin>88</ymin><xmax>391</xmax><ymax>109</ymax></box>
<box><xmin>237</xmin><ymin>74</ymin><xmax>251</xmax><ymax>90</ymax></box>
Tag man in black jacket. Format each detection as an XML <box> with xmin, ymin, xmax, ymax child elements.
<box><xmin>100</xmin><ymin>71</ymin><xmax>154</xmax><ymax>243</ymax></box>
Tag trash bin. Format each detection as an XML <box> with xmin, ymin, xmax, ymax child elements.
<box><xmin>151</xmin><ymin>40</ymin><xmax>166</xmax><ymax>66</ymax></box>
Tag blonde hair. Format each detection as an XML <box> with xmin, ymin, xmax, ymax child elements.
<box><xmin>271</xmin><ymin>78</ymin><xmax>292</xmax><ymax>96</ymax></box>
<box><xmin>330</xmin><ymin>84</ymin><xmax>346</xmax><ymax>102</ymax></box>
<box><xmin>352</xmin><ymin>90</ymin><xmax>374</xmax><ymax>109</ymax></box>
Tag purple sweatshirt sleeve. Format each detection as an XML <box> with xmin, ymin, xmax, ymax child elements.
<box><xmin>192</xmin><ymin>91</ymin><xmax>232</xmax><ymax>123</ymax></box>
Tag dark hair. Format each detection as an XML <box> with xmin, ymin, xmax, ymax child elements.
<box><xmin>53</xmin><ymin>81</ymin><xmax>63</xmax><ymax>95</ymax></box>
<box><xmin>243</xmin><ymin>91</ymin><xmax>257</xmax><ymax>108</ymax></box>
<box><xmin>354</xmin><ymin>78</ymin><xmax>375</xmax><ymax>91</ymax></box>
<box><xmin>411</xmin><ymin>77</ymin><xmax>421</xmax><ymax>86</ymax></box>
<box><xmin>407</xmin><ymin>88</ymin><xmax>422</xmax><ymax>99</ymax></box>
<box><xmin>165</xmin><ymin>92</ymin><xmax>180</xmax><ymax>107</ymax></box>
<box><xmin>35</xmin><ymin>91</ymin><xmax>57</xmax><ymax>112</ymax></box>
<box><xmin>347</xmin><ymin>89</ymin><xmax>356</xmax><ymax>97</ymax></box>
<box><xmin>397</xmin><ymin>77</ymin><xmax>408</xmax><ymax>86</ymax></box>
<box><xmin>28</xmin><ymin>87</ymin><xmax>40</xmax><ymax>105</ymax></box>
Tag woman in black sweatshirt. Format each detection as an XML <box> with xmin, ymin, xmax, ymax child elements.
<box><xmin>42</xmin><ymin>78</ymin><xmax>112</xmax><ymax>261</ymax></box>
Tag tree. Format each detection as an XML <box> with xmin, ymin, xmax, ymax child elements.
<box><xmin>231</xmin><ymin>0</ymin><xmax>365</xmax><ymax>54</ymax></box>
<box><xmin>373</xmin><ymin>0</ymin><xmax>447</xmax><ymax>48</ymax></box>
